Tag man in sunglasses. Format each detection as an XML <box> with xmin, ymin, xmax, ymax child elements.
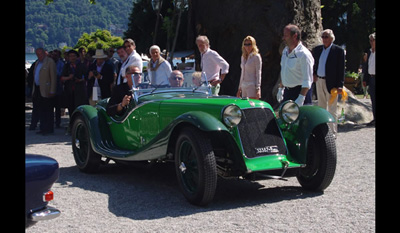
<box><xmin>106</xmin><ymin>65</ymin><xmax>141</xmax><ymax>116</ymax></box>
<box><xmin>312</xmin><ymin>29</ymin><xmax>345</xmax><ymax>137</ymax></box>
<box><xmin>169</xmin><ymin>70</ymin><xmax>185</xmax><ymax>87</ymax></box>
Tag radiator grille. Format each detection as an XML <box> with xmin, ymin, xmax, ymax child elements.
<box><xmin>237</xmin><ymin>108</ymin><xmax>287</xmax><ymax>158</ymax></box>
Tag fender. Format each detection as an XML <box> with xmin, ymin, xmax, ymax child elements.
<box><xmin>279</xmin><ymin>105</ymin><xmax>334</xmax><ymax>164</ymax></box>
<box><xmin>71</xmin><ymin>105</ymin><xmax>118</xmax><ymax>156</ymax></box>
<box><xmin>71</xmin><ymin>105</ymin><xmax>100</xmax><ymax>143</ymax></box>
<box><xmin>174</xmin><ymin>111</ymin><xmax>230</xmax><ymax>132</ymax></box>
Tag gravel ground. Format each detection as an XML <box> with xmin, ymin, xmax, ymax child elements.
<box><xmin>25</xmin><ymin>107</ymin><xmax>375</xmax><ymax>232</ymax></box>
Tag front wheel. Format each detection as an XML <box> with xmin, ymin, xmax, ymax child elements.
<box><xmin>297</xmin><ymin>123</ymin><xmax>337</xmax><ymax>191</ymax></box>
<box><xmin>175</xmin><ymin>127</ymin><xmax>217</xmax><ymax>206</ymax></box>
<box><xmin>71</xmin><ymin>115</ymin><xmax>101</xmax><ymax>173</ymax></box>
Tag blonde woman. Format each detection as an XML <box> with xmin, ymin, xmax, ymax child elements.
<box><xmin>237</xmin><ymin>36</ymin><xmax>262</xmax><ymax>99</ymax></box>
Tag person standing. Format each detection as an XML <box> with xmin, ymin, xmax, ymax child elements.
<box><xmin>363</xmin><ymin>32</ymin><xmax>376</xmax><ymax>126</ymax></box>
<box><xmin>87</xmin><ymin>49</ymin><xmax>115</xmax><ymax>105</ymax></box>
<box><xmin>237</xmin><ymin>36</ymin><xmax>262</xmax><ymax>99</ymax></box>
<box><xmin>116</xmin><ymin>39</ymin><xmax>143</xmax><ymax>85</ymax></box>
<box><xmin>148</xmin><ymin>45</ymin><xmax>172</xmax><ymax>86</ymax></box>
<box><xmin>31</xmin><ymin>48</ymin><xmax>57</xmax><ymax>135</ymax></box>
<box><xmin>51</xmin><ymin>49</ymin><xmax>65</xmax><ymax>128</ymax></box>
<box><xmin>196</xmin><ymin>35</ymin><xmax>229</xmax><ymax>96</ymax></box>
<box><xmin>278</xmin><ymin>24</ymin><xmax>314</xmax><ymax>106</ymax></box>
<box><xmin>312</xmin><ymin>29</ymin><xmax>345</xmax><ymax>137</ymax></box>
<box><xmin>115</xmin><ymin>46</ymin><xmax>128</xmax><ymax>85</ymax></box>
<box><xmin>61</xmin><ymin>50</ymin><xmax>88</xmax><ymax>118</ymax></box>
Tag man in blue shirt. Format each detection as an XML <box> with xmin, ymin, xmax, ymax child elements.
<box><xmin>312</xmin><ymin>29</ymin><xmax>345</xmax><ymax>137</ymax></box>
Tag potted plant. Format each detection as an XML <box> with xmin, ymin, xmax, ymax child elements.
<box><xmin>344</xmin><ymin>71</ymin><xmax>359</xmax><ymax>84</ymax></box>
<box><xmin>344</xmin><ymin>71</ymin><xmax>359</xmax><ymax>92</ymax></box>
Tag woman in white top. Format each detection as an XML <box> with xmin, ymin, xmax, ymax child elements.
<box><xmin>237</xmin><ymin>36</ymin><xmax>262</xmax><ymax>99</ymax></box>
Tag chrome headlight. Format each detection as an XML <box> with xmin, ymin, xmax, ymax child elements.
<box><xmin>279</xmin><ymin>101</ymin><xmax>299</xmax><ymax>124</ymax></box>
<box><xmin>222</xmin><ymin>105</ymin><xmax>242</xmax><ymax>127</ymax></box>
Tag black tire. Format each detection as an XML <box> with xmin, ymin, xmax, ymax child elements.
<box><xmin>175</xmin><ymin>126</ymin><xmax>217</xmax><ymax>206</ymax></box>
<box><xmin>297</xmin><ymin>123</ymin><xmax>337</xmax><ymax>191</ymax></box>
<box><xmin>71</xmin><ymin>115</ymin><xmax>101</xmax><ymax>173</ymax></box>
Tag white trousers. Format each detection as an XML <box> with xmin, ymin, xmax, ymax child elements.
<box><xmin>316</xmin><ymin>78</ymin><xmax>338</xmax><ymax>136</ymax></box>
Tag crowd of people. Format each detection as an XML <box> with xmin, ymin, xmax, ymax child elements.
<box><xmin>26</xmin><ymin>23</ymin><xmax>376</xmax><ymax>137</ymax></box>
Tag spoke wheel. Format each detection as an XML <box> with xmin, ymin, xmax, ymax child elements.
<box><xmin>297</xmin><ymin>123</ymin><xmax>337</xmax><ymax>191</ymax></box>
<box><xmin>71</xmin><ymin>116</ymin><xmax>101</xmax><ymax>173</ymax></box>
<box><xmin>175</xmin><ymin>127</ymin><xmax>217</xmax><ymax>206</ymax></box>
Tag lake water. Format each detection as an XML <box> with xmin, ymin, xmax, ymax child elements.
<box><xmin>26</xmin><ymin>53</ymin><xmax>37</xmax><ymax>64</ymax></box>
<box><xmin>25</xmin><ymin>53</ymin><xmax>193</xmax><ymax>68</ymax></box>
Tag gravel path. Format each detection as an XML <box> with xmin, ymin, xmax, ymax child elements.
<box><xmin>25</xmin><ymin>108</ymin><xmax>375</xmax><ymax>232</ymax></box>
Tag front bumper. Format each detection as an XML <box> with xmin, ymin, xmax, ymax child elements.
<box><xmin>30</xmin><ymin>206</ymin><xmax>61</xmax><ymax>222</ymax></box>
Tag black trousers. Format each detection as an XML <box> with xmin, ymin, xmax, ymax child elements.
<box><xmin>33</xmin><ymin>85</ymin><xmax>55</xmax><ymax>133</ymax></box>
<box><xmin>369</xmin><ymin>75</ymin><xmax>376</xmax><ymax>120</ymax></box>
<box><xmin>282</xmin><ymin>85</ymin><xmax>313</xmax><ymax>105</ymax></box>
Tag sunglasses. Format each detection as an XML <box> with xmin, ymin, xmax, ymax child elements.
<box><xmin>128</xmin><ymin>72</ymin><xmax>142</xmax><ymax>77</ymax></box>
<box><xmin>244</xmin><ymin>43</ymin><xmax>252</xmax><ymax>46</ymax></box>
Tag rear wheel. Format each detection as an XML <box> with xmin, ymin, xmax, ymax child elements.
<box><xmin>297</xmin><ymin>123</ymin><xmax>336</xmax><ymax>191</ymax></box>
<box><xmin>175</xmin><ymin>127</ymin><xmax>217</xmax><ymax>206</ymax></box>
<box><xmin>71</xmin><ymin>116</ymin><xmax>101</xmax><ymax>173</ymax></box>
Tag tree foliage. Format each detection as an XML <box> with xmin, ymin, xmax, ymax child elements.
<box><xmin>26</xmin><ymin>0</ymin><xmax>132</xmax><ymax>50</ymax></box>
<box><xmin>45</xmin><ymin>0</ymin><xmax>96</xmax><ymax>5</ymax></box>
<box><xmin>124</xmin><ymin>0</ymin><xmax>190</xmax><ymax>55</ymax></box>
<box><xmin>321</xmin><ymin>0</ymin><xmax>375</xmax><ymax>71</ymax></box>
<box><xmin>74</xmin><ymin>29</ymin><xmax>124</xmax><ymax>51</ymax></box>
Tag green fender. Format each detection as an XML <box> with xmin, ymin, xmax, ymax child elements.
<box><xmin>70</xmin><ymin>107</ymin><xmax>230</xmax><ymax>160</ymax></box>
<box><xmin>174</xmin><ymin>111</ymin><xmax>230</xmax><ymax>132</ymax></box>
<box><xmin>279</xmin><ymin>105</ymin><xmax>335</xmax><ymax>164</ymax></box>
<box><xmin>71</xmin><ymin>105</ymin><xmax>99</xmax><ymax>138</ymax></box>
<box><xmin>70</xmin><ymin>105</ymin><xmax>113</xmax><ymax>154</ymax></box>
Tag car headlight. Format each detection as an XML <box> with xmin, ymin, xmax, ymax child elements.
<box><xmin>279</xmin><ymin>100</ymin><xmax>300</xmax><ymax>124</ymax></box>
<box><xmin>222</xmin><ymin>105</ymin><xmax>242</xmax><ymax>127</ymax></box>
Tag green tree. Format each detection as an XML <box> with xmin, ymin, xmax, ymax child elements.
<box><xmin>124</xmin><ymin>0</ymin><xmax>190</xmax><ymax>55</ymax></box>
<box><xmin>45</xmin><ymin>0</ymin><xmax>96</xmax><ymax>5</ymax></box>
<box><xmin>321</xmin><ymin>0</ymin><xmax>375</xmax><ymax>72</ymax></box>
<box><xmin>74</xmin><ymin>29</ymin><xmax>124</xmax><ymax>52</ymax></box>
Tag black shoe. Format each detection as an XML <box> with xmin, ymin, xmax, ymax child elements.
<box><xmin>366</xmin><ymin>120</ymin><xmax>375</xmax><ymax>127</ymax></box>
<box><xmin>36</xmin><ymin>130</ymin><xmax>54</xmax><ymax>135</ymax></box>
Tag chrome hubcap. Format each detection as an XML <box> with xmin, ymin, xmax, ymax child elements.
<box><xmin>75</xmin><ymin>139</ymin><xmax>80</xmax><ymax>149</ymax></box>
<box><xmin>179</xmin><ymin>162</ymin><xmax>187</xmax><ymax>173</ymax></box>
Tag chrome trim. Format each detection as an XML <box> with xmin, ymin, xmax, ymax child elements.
<box><xmin>220</xmin><ymin>104</ymin><xmax>242</xmax><ymax>128</ymax></box>
<box><xmin>30</xmin><ymin>206</ymin><xmax>61</xmax><ymax>222</ymax></box>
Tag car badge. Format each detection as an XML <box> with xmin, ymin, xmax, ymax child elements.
<box><xmin>249</xmin><ymin>101</ymin><xmax>255</xmax><ymax>107</ymax></box>
<box><xmin>255</xmin><ymin>145</ymin><xmax>279</xmax><ymax>154</ymax></box>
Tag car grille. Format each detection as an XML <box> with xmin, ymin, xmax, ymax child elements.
<box><xmin>237</xmin><ymin>108</ymin><xmax>287</xmax><ymax>158</ymax></box>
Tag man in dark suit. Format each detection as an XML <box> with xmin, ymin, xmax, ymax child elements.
<box><xmin>312</xmin><ymin>29</ymin><xmax>345</xmax><ymax>137</ymax></box>
<box><xmin>106</xmin><ymin>65</ymin><xmax>142</xmax><ymax>117</ymax></box>
<box><xmin>87</xmin><ymin>49</ymin><xmax>115</xmax><ymax>105</ymax></box>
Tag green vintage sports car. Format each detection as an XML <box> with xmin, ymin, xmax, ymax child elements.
<box><xmin>70</xmin><ymin>75</ymin><xmax>336</xmax><ymax>206</ymax></box>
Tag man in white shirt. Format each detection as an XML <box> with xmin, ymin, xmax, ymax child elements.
<box><xmin>148</xmin><ymin>45</ymin><xmax>172</xmax><ymax>86</ymax></box>
<box><xmin>196</xmin><ymin>35</ymin><xmax>229</xmax><ymax>95</ymax></box>
<box><xmin>117</xmin><ymin>38</ymin><xmax>143</xmax><ymax>85</ymax></box>
<box><xmin>278</xmin><ymin>24</ymin><xmax>314</xmax><ymax>106</ymax></box>
<box><xmin>363</xmin><ymin>32</ymin><xmax>376</xmax><ymax>126</ymax></box>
